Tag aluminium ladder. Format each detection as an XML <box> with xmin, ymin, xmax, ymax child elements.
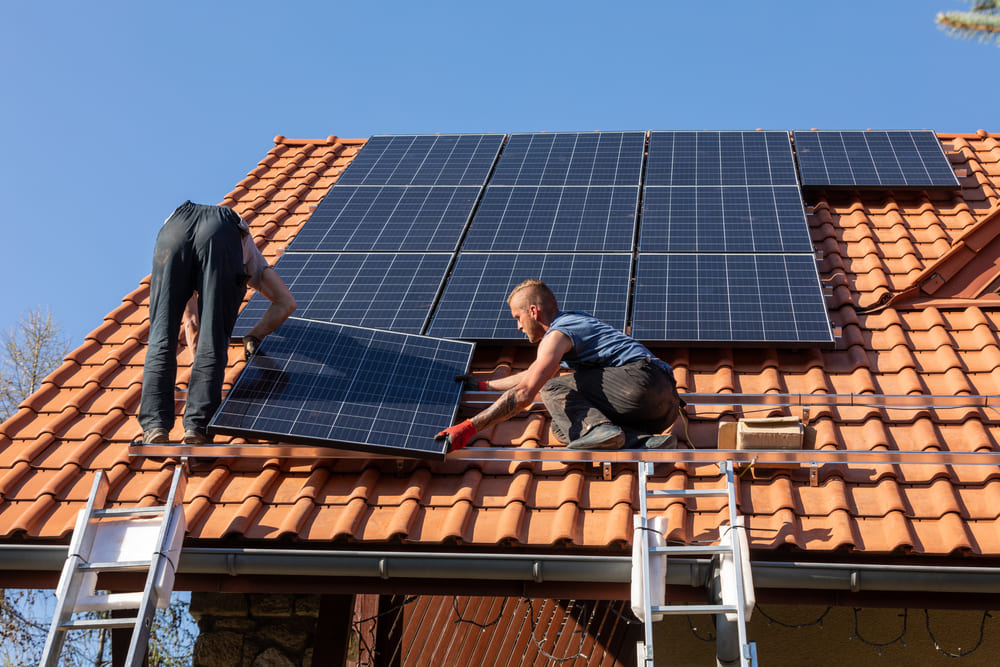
<box><xmin>41</xmin><ymin>465</ymin><xmax>186</xmax><ymax>667</ymax></box>
<box><xmin>634</xmin><ymin>459</ymin><xmax>757</xmax><ymax>666</ymax></box>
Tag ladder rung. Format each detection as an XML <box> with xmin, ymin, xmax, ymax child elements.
<box><xmin>94</xmin><ymin>506</ymin><xmax>167</xmax><ymax>517</ymax></box>
<box><xmin>652</xmin><ymin>604</ymin><xmax>739</xmax><ymax>615</ymax></box>
<box><xmin>61</xmin><ymin>616</ymin><xmax>138</xmax><ymax>630</ymax></box>
<box><xmin>646</xmin><ymin>489</ymin><xmax>729</xmax><ymax>498</ymax></box>
<box><xmin>651</xmin><ymin>545</ymin><xmax>729</xmax><ymax>556</ymax></box>
<box><xmin>78</xmin><ymin>560</ymin><xmax>152</xmax><ymax>572</ymax></box>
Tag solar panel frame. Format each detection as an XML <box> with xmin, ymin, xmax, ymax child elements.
<box><xmin>792</xmin><ymin>130</ymin><xmax>960</xmax><ymax>189</ymax></box>
<box><xmin>639</xmin><ymin>185</ymin><xmax>813</xmax><ymax>253</ymax></box>
<box><xmin>427</xmin><ymin>252</ymin><xmax>633</xmax><ymax>341</ymax></box>
<box><xmin>631</xmin><ymin>253</ymin><xmax>833</xmax><ymax>346</ymax></box>
<box><xmin>231</xmin><ymin>252</ymin><xmax>452</xmax><ymax>338</ymax></box>
<box><xmin>462</xmin><ymin>185</ymin><xmax>639</xmax><ymax>252</ymax></box>
<box><xmin>210</xmin><ymin>317</ymin><xmax>473</xmax><ymax>460</ymax></box>
<box><xmin>286</xmin><ymin>185</ymin><xmax>481</xmax><ymax>253</ymax></box>
<box><xmin>645</xmin><ymin>131</ymin><xmax>799</xmax><ymax>186</ymax></box>
<box><xmin>336</xmin><ymin>134</ymin><xmax>505</xmax><ymax>186</ymax></box>
<box><xmin>489</xmin><ymin>131</ymin><xmax>646</xmax><ymax>186</ymax></box>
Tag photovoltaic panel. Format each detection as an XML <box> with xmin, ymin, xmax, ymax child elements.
<box><xmin>489</xmin><ymin>132</ymin><xmax>646</xmax><ymax>186</ymax></box>
<box><xmin>210</xmin><ymin>317</ymin><xmax>473</xmax><ymax>460</ymax></box>
<box><xmin>232</xmin><ymin>252</ymin><xmax>451</xmax><ymax>337</ymax></box>
<box><xmin>631</xmin><ymin>253</ymin><xmax>833</xmax><ymax>345</ymax></box>
<box><xmin>639</xmin><ymin>185</ymin><xmax>813</xmax><ymax>253</ymax></box>
<box><xmin>645</xmin><ymin>131</ymin><xmax>799</xmax><ymax>186</ymax></box>
<box><xmin>336</xmin><ymin>134</ymin><xmax>505</xmax><ymax>186</ymax></box>
<box><xmin>462</xmin><ymin>185</ymin><xmax>639</xmax><ymax>252</ymax></box>
<box><xmin>286</xmin><ymin>185</ymin><xmax>480</xmax><ymax>253</ymax></box>
<box><xmin>427</xmin><ymin>253</ymin><xmax>632</xmax><ymax>340</ymax></box>
<box><xmin>793</xmin><ymin>130</ymin><xmax>960</xmax><ymax>189</ymax></box>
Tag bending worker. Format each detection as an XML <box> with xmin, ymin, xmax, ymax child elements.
<box><xmin>437</xmin><ymin>279</ymin><xmax>682</xmax><ymax>452</ymax></box>
<box><xmin>139</xmin><ymin>201</ymin><xmax>296</xmax><ymax>445</ymax></box>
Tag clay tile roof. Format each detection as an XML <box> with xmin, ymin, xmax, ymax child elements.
<box><xmin>2</xmin><ymin>130</ymin><xmax>1000</xmax><ymax>561</ymax></box>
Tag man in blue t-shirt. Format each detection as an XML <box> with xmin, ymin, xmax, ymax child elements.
<box><xmin>437</xmin><ymin>279</ymin><xmax>682</xmax><ymax>452</ymax></box>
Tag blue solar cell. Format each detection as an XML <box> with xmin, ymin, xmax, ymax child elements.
<box><xmin>639</xmin><ymin>185</ymin><xmax>813</xmax><ymax>253</ymax></box>
<box><xmin>286</xmin><ymin>185</ymin><xmax>480</xmax><ymax>253</ymax></box>
<box><xmin>462</xmin><ymin>185</ymin><xmax>638</xmax><ymax>252</ymax></box>
<box><xmin>646</xmin><ymin>132</ymin><xmax>798</xmax><ymax>186</ymax></box>
<box><xmin>427</xmin><ymin>253</ymin><xmax>632</xmax><ymax>340</ymax></box>
<box><xmin>490</xmin><ymin>132</ymin><xmax>645</xmax><ymax>186</ymax></box>
<box><xmin>631</xmin><ymin>253</ymin><xmax>833</xmax><ymax>345</ymax></box>
<box><xmin>211</xmin><ymin>317</ymin><xmax>473</xmax><ymax>459</ymax></box>
<box><xmin>337</xmin><ymin>134</ymin><xmax>504</xmax><ymax>186</ymax></box>
<box><xmin>793</xmin><ymin>130</ymin><xmax>960</xmax><ymax>189</ymax></box>
<box><xmin>232</xmin><ymin>252</ymin><xmax>451</xmax><ymax>337</ymax></box>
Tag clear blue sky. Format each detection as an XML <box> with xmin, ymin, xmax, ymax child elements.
<box><xmin>1</xmin><ymin>1</ymin><xmax>995</xmax><ymax>345</ymax></box>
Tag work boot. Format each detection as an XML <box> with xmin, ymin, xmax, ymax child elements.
<box><xmin>567</xmin><ymin>424</ymin><xmax>625</xmax><ymax>450</ymax></box>
<box><xmin>183</xmin><ymin>428</ymin><xmax>212</xmax><ymax>445</ymax></box>
<box><xmin>143</xmin><ymin>428</ymin><xmax>170</xmax><ymax>444</ymax></box>
<box><xmin>642</xmin><ymin>433</ymin><xmax>678</xmax><ymax>449</ymax></box>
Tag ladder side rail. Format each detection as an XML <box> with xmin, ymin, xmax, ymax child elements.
<box><xmin>638</xmin><ymin>461</ymin><xmax>655</xmax><ymax>667</ymax></box>
<box><xmin>40</xmin><ymin>471</ymin><xmax>111</xmax><ymax>667</ymax></box>
<box><xmin>724</xmin><ymin>460</ymin><xmax>756</xmax><ymax>666</ymax></box>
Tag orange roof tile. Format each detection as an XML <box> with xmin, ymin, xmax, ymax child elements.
<box><xmin>2</xmin><ymin>130</ymin><xmax>1000</xmax><ymax>563</ymax></box>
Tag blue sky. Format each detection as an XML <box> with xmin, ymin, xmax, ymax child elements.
<box><xmin>1</xmin><ymin>0</ymin><xmax>996</xmax><ymax>345</ymax></box>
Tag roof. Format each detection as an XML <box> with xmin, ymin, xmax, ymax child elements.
<box><xmin>1</xmin><ymin>130</ymin><xmax>1000</xmax><ymax>562</ymax></box>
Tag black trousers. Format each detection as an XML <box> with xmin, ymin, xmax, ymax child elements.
<box><xmin>138</xmin><ymin>202</ymin><xmax>247</xmax><ymax>433</ymax></box>
<box><xmin>540</xmin><ymin>358</ymin><xmax>681</xmax><ymax>448</ymax></box>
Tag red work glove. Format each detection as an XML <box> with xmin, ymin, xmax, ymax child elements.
<box><xmin>455</xmin><ymin>374</ymin><xmax>489</xmax><ymax>391</ymax></box>
<box><xmin>435</xmin><ymin>419</ymin><xmax>478</xmax><ymax>452</ymax></box>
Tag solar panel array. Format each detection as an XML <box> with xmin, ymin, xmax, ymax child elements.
<box><xmin>793</xmin><ymin>130</ymin><xmax>960</xmax><ymax>189</ymax></box>
<box><xmin>211</xmin><ymin>317</ymin><xmax>472</xmax><ymax>460</ymax></box>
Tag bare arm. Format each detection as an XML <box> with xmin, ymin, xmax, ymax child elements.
<box><xmin>469</xmin><ymin>330</ymin><xmax>571</xmax><ymax>431</ymax></box>
<box><xmin>245</xmin><ymin>268</ymin><xmax>297</xmax><ymax>340</ymax></box>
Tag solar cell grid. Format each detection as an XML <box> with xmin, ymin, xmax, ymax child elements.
<box><xmin>287</xmin><ymin>185</ymin><xmax>480</xmax><ymax>253</ymax></box>
<box><xmin>211</xmin><ymin>317</ymin><xmax>473</xmax><ymax>459</ymax></box>
<box><xmin>631</xmin><ymin>253</ymin><xmax>832</xmax><ymax>345</ymax></box>
<box><xmin>336</xmin><ymin>134</ymin><xmax>504</xmax><ymax>186</ymax></box>
<box><xmin>645</xmin><ymin>131</ymin><xmax>798</xmax><ymax>186</ymax></box>
<box><xmin>463</xmin><ymin>185</ymin><xmax>638</xmax><ymax>252</ymax></box>
<box><xmin>490</xmin><ymin>132</ymin><xmax>645</xmax><ymax>186</ymax></box>
<box><xmin>427</xmin><ymin>253</ymin><xmax>632</xmax><ymax>340</ymax></box>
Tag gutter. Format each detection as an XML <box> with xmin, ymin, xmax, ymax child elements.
<box><xmin>4</xmin><ymin>545</ymin><xmax>1000</xmax><ymax>596</ymax></box>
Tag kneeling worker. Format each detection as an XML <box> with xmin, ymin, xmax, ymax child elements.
<box><xmin>437</xmin><ymin>279</ymin><xmax>682</xmax><ymax>452</ymax></box>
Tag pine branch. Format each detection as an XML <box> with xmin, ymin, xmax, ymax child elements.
<box><xmin>937</xmin><ymin>2</ymin><xmax>1000</xmax><ymax>45</ymax></box>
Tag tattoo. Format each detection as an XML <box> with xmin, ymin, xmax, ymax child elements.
<box><xmin>473</xmin><ymin>388</ymin><xmax>522</xmax><ymax>431</ymax></box>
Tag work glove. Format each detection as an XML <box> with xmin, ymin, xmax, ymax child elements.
<box><xmin>435</xmin><ymin>419</ymin><xmax>478</xmax><ymax>452</ymax></box>
<box><xmin>244</xmin><ymin>335</ymin><xmax>261</xmax><ymax>360</ymax></box>
<box><xmin>455</xmin><ymin>374</ymin><xmax>489</xmax><ymax>391</ymax></box>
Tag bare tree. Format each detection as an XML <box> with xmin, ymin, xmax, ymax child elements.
<box><xmin>938</xmin><ymin>1</ymin><xmax>1000</xmax><ymax>44</ymax></box>
<box><xmin>0</xmin><ymin>306</ymin><xmax>70</xmax><ymax>421</ymax></box>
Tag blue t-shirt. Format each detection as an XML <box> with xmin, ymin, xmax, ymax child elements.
<box><xmin>545</xmin><ymin>311</ymin><xmax>672</xmax><ymax>373</ymax></box>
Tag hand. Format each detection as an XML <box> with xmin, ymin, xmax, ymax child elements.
<box><xmin>455</xmin><ymin>374</ymin><xmax>488</xmax><ymax>391</ymax></box>
<box><xmin>244</xmin><ymin>335</ymin><xmax>261</xmax><ymax>360</ymax></box>
<box><xmin>435</xmin><ymin>419</ymin><xmax>478</xmax><ymax>452</ymax></box>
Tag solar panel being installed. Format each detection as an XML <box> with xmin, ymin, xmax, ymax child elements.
<box><xmin>631</xmin><ymin>253</ymin><xmax>833</xmax><ymax>345</ymax></box>
<box><xmin>793</xmin><ymin>130</ymin><xmax>960</xmax><ymax>189</ymax></box>
<box><xmin>336</xmin><ymin>134</ymin><xmax>505</xmax><ymax>186</ymax></box>
<box><xmin>639</xmin><ymin>185</ymin><xmax>813</xmax><ymax>253</ymax></box>
<box><xmin>210</xmin><ymin>317</ymin><xmax>473</xmax><ymax>460</ymax></box>
<box><xmin>463</xmin><ymin>185</ymin><xmax>639</xmax><ymax>252</ymax></box>
<box><xmin>231</xmin><ymin>252</ymin><xmax>451</xmax><ymax>337</ymax></box>
<box><xmin>489</xmin><ymin>131</ymin><xmax>646</xmax><ymax>186</ymax></box>
<box><xmin>427</xmin><ymin>253</ymin><xmax>633</xmax><ymax>340</ymax></box>
<box><xmin>645</xmin><ymin>131</ymin><xmax>799</xmax><ymax>186</ymax></box>
<box><xmin>287</xmin><ymin>185</ymin><xmax>481</xmax><ymax>253</ymax></box>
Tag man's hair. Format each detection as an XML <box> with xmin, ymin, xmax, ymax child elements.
<box><xmin>507</xmin><ymin>279</ymin><xmax>558</xmax><ymax>314</ymax></box>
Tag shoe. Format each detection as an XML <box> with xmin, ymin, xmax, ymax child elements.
<box><xmin>143</xmin><ymin>428</ymin><xmax>170</xmax><ymax>444</ymax></box>
<box><xmin>567</xmin><ymin>424</ymin><xmax>625</xmax><ymax>450</ymax></box>
<box><xmin>182</xmin><ymin>429</ymin><xmax>212</xmax><ymax>445</ymax></box>
<box><xmin>643</xmin><ymin>433</ymin><xmax>678</xmax><ymax>450</ymax></box>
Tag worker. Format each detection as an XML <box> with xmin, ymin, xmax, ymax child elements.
<box><xmin>436</xmin><ymin>279</ymin><xmax>682</xmax><ymax>452</ymax></box>
<box><xmin>138</xmin><ymin>201</ymin><xmax>297</xmax><ymax>444</ymax></box>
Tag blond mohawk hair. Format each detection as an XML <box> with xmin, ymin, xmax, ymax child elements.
<box><xmin>507</xmin><ymin>279</ymin><xmax>558</xmax><ymax>314</ymax></box>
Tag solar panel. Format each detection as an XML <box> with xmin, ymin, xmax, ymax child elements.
<box><xmin>462</xmin><ymin>185</ymin><xmax>639</xmax><ymax>252</ymax></box>
<box><xmin>639</xmin><ymin>185</ymin><xmax>813</xmax><ymax>253</ymax></box>
<box><xmin>645</xmin><ymin>131</ymin><xmax>799</xmax><ymax>186</ymax></box>
<box><xmin>489</xmin><ymin>132</ymin><xmax>646</xmax><ymax>186</ymax></box>
<box><xmin>631</xmin><ymin>253</ymin><xmax>833</xmax><ymax>345</ymax></box>
<box><xmin>232</xmin><ymin>252</ymin><xmax>451</xmax><ymax>337</ymax></box>
<box><xmin>210</xmin><ymin>317</ymin><xmax>473</xmax><ymax>460</ymax></box>
<box><xmin>793</xmin><ymin>130</ymin><xmax>960</xmax><ymax>189</ymax></box>
<box><xmin>336</xmin><ymin>134</ymin><xmax>505</xmax><ymax>186</ymax></box>
<box><xmin>286</xmin><ymin>185</ymin><xmax>480</xmax><ymax>253</ymax></box>
<box><xmin>427</xmin><ymin>253</ymin><xmax>632</xmax><ymax>340</ymax></box>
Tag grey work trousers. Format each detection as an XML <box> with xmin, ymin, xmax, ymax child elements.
<box><xmin>540</xmin><ymin>358</ymin><xmax>682</xmax><ymax>449</ymax></box>
<box><xmin>138</xmin><ymin>201</ymin><xmax>248</xmax><ymax>434</ymax></box>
